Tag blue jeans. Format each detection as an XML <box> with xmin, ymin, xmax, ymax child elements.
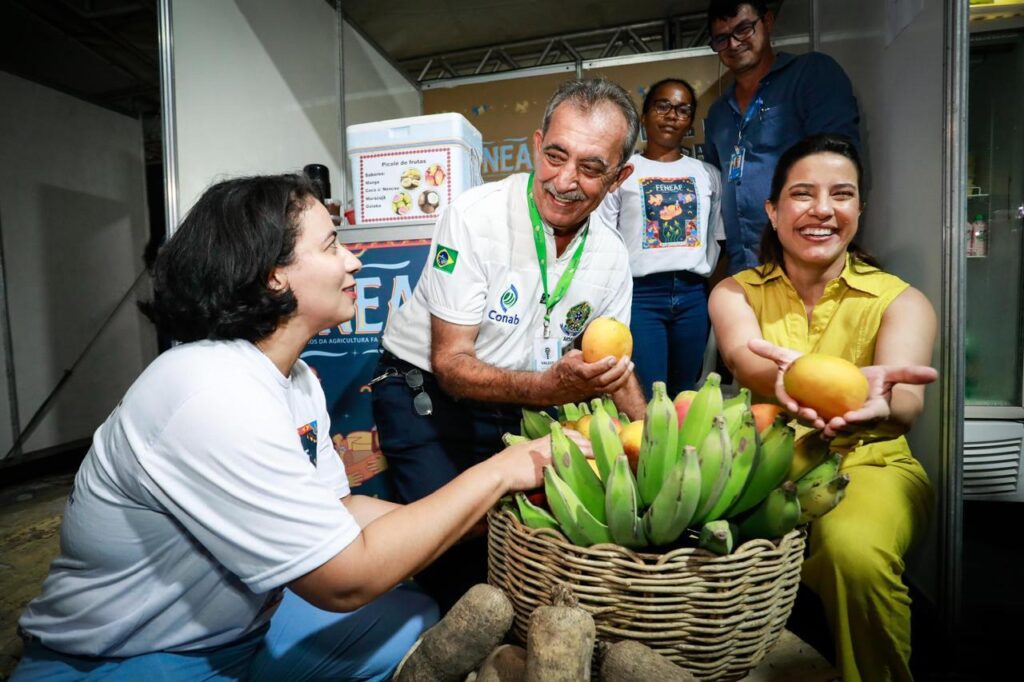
<box><xmin>371</xmin><ymin>352</ymin><xmax>521</xmax><ymax>613</ymax></box>
<box><xmin>11</xmin><ymin>585</ymin><xmax>438</xmax><ymax>682</ymax></box>
<box><xmin>630</xmin><ymin>271</ymin><xmax>710</xmax><ymax>399</ymax></box>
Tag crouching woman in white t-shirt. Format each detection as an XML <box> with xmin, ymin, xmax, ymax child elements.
<box><xmin>12</xmin><ymin>175</ymin><xmax>564</xmax><ymax>682</ymax></box>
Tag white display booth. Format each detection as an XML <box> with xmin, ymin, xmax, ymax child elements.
<box><xmin>158</xmin><ymin>0</ymin><xmax>970</xmax><ymax>658</ymax></box>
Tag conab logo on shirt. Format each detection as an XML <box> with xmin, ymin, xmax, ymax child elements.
<box><xmin>500</xmin><ymin>283</ymin><xmax>519</xmax><ymax>312</ymax></box>
<box><xmin>488</xmin><ymin>283</ymin><xmax>520</xmax><ymax>325</ymax></box>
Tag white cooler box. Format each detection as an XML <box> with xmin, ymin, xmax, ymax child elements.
<box><xmin>347</xmin><ymin>113</ymin><xmax>483</xmax><ymax>225</ymax></box>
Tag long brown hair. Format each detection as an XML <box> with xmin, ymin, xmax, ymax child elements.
<box><xmin>758</xmin><ymin>134</ymin><xmax>880</xmax><ymax>275</ymax></box>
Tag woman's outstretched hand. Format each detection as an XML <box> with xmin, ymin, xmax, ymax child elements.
<box><xmin>747</xmin><ymin>339</ymin><xmax>938</xmax><ymax>438</ymax></box>
<box><xmin>493</xmin><ymin>429</ymin><xmax>593</xmax><ymax>492</ymax></box>
<box><xmin>824</xmin><ymin>364</ymin><xmax>938</xmax><ymax>437</ymax></box>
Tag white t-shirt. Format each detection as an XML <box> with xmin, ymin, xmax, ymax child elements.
<box><xmin>19</xmin><ymin>340</ymin><xmax>360</xmax><ymax>657</ymax></box>
<box><xmin>595</xmin><ymin>153</ymin><xmax>725</xmax><ymax>278</ymax></box>
<box><xmin>382</xmin><ymin>173</ymin><xmax>633</xmax><ymax>372</ymax></box>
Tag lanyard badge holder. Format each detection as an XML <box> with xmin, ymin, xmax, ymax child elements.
<box><xmin>728</xmin><ymin>95</ymin><xmax>763</xmax><ymax>183</ymax></box>
<box><xmin>526</xmin><ymin>173</ymin><xmax>588</xmax><ymax>371</ymax></box>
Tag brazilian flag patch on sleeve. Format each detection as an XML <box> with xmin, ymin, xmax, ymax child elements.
<box><xmin>433</xmin><ymin>245</ymin><xmax>459</xmax><ymax>274</ymax></box>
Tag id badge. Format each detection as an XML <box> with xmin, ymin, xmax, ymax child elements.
<box><xmin>533</xmin><ymin>332</ymin><xmax>561</xmax><ymax>371</ymax></box>
<box><xmin>728</xmin><ymin>145</ymin><xmax>745</xmax><ymax>182</ymax></box>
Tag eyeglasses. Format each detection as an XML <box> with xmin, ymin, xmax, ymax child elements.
<box><xmin>650</xmin><ymin>100</ymin><xmax>695</xmax><ymax>119</ymax></box>
<box><xmin>367</xmin><ymin>365</ymin><xmax>433</xmax><ymax>416</ymax></box>
<box><xmin>709</xmin><ymin>17</ymin><xmax>761</xmax><ymax>53</ymax></box>
<box><xmin>405</xmin><ymin>369</ymin><xmax>434</xmax><ymax>416</ymax></box>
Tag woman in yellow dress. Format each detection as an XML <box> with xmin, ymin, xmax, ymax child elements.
<box><xmin>709</xmin><ymin>133</ymin><xmax>938</xmax><ymax>682</ymax></box>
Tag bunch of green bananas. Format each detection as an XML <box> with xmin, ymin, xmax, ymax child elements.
<box><xmin>506</xmin><ymin>375</ymin><xmax>850</xmax><ymax>554</ymax></box>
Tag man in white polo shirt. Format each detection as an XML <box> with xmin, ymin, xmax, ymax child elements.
<box><xmin>373</xmin><ymin>78</ymin><xmax>646</xmax><ymax>611</ymax></box>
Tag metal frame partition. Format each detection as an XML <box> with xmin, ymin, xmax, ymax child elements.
<box><xmin>157</xmin><ymin>0</ymin><xmax>178</xmax><ymax>237</ymax></box>
<box><xmin>941</xmin><ymin>0</ymin><xmax>969</xmax><ymax>643</ymax></box>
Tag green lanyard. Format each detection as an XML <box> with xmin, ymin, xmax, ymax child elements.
<box><xmin>526</xmin><ymin>173</ymin><xmax>588</xmax><ymax>338</ymax></box>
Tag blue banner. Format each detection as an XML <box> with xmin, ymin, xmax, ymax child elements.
<box><xmin>300</xmin><ymin>238</ymin><xmax>431</xmax><ymax>499</ymax></box>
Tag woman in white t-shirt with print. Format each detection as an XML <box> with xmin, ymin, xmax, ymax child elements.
<box><xmin>597</xmin><ymin>78</ymin><xmax>724</xmax><ymax>398</ymax></box>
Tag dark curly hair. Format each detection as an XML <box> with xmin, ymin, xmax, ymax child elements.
<box><xmin>758</xmin><ymin>134</ymin><xmax>880</xmax><ymax>275</ymax></box>
<box><xmin>139</xmin><ymin>174</ymin><xmax>316</xmax><ymax>343</ymax></box>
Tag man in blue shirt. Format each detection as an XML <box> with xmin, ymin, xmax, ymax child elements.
<box><xmin>703</xmin><ymin>1</ymin><xmax>860</xmax><ymax>273</ymax></box>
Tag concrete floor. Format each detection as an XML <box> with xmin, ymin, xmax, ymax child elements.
<box><xmin>1</xmin><ymin>465</ymin><xmax>1015</xmax><ymax>681</ymax></box>
<box><xmin>12</xmin><ymin>471</ymin><xmax>1012</xmax><ymax>682</ymax></box>
<box><xmin>0</xmin><ymin>471</ymin><xmax>73</xmax><ymax>680</ymax></box>
<box><xmin>0</xmin><ymin>468</ymin><xmax>840</xmax><ymax>681</ymax></box>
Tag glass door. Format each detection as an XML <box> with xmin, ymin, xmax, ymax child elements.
<box><xmin>965</xmin><ymin>26</ymin><xmax>1024</xmax><ymax>418</ymax></box>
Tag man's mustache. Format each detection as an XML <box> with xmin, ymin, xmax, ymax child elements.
<box><xmin>542</xmin><ymin>180</ymin><xmax>587</xmax><ymax>202</ymax></box>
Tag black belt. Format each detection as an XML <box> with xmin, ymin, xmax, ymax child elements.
<box><xmin>379</xmin><ymin>350</ymin><xmax>432</xmax><ymax>377</ymax></box>
<box><xmin>634</xmin><ymin>270</ymin><xmax>707</xmax><ymax>285</ymax></box>
<box><xmin>376</xmin><ymin>350</ymin><xmax>523</xmax><ymax>417</ymax></box>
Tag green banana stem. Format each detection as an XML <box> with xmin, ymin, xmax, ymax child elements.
<box><xmin>589</xmin><ymin>398</ymin><xmax>624</xmax><ymax>482</ymax></box>
<box><xmin>642</xmin><ymin>445</ymin><xmax>702</xmax><ymax>546</ymax></box>
<box><xmin>722</xmin><ymin>387</ymin><xmax>752</xmax><ymax>410</ymax></box>
<box><xmin>515</xmin><ymin>493</ymin><xmax>560</xmax><ymax>531</ymax></box>
<box><xmin>549</xmin><ymin>422</ymin><xmax>607</xmax><ymax>523</ymax></box>
<box><xmin>679</xmin><ymin>372</ymin><xmax>724</xmax><ymax>450</ymax></box>
<box><xmin>796</xmin><ymin>453</ymin><xmax>843</xmax><ymax>494</ymax></box>
<box><xmin>698</xmin><ymin>519</ymin><xmax>737</xmax><ymax>555</ymax></box>
<box><xmin>544</xmin><ymin>465</ymin><xmax>613</xmax><ymax>547</ymax></box>
<box><xmin>706</xmin><ymin>412</ymin><xmax>760</xmax><ymax>522</ymax></box>
<box><xmin>736</xmin><ymin>481</ymin><xmax>800</xmax><ymax>540</ymax></box>
<box><xmin>636</xmin><ymin>381</ymin><xmax>680</xmax><ymax>508</ymax></box>
<box><xmin>798</xmin><ymin>473</ymin><xmax>851</xmax><ymax>524</ymax></box>
<box><xmin>728</xmin><ymin>416</ymin><xmax>795</xmax><ymax>517</ymax></box>
<box><xmin>602</xmin><ymin>396</ymin><xmax>618</xmax><ymax>421</ymax></box>
<box><xmin>605</xmin><ymin>454</ymin><xmax>648</xmax><ymax>548</ymax></box>
<box><xmin>787</xmin><ymin>430</ymin><xmax>830</xmax><ymax>481</ymax></box>
<box><xmin>722</xmin><ymin>403</ymin><xmax>749</xmax><ymax>440</ymax></box>
<box><xmin>521</xmin><ymin>408</ymin><xmax>555</xmax><ymax>439</ymax></box>
<box><xmin>502</xmin><ymin>432</ymin><xmax>529</xmax><ymax>446</ymax></box>
<box><xmin>692</xmin><ymin>415</ymin><xmax>733</xmax><ymax>525</ymax></box>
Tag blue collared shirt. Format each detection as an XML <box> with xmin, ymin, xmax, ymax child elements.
<box><xmin>704</xmin><ymin>52</ymin><xmax>860</xmax><ymax>274</ymax></box>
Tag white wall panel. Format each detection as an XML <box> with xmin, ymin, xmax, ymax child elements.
<box><xmin>814</xmin><ymin>0</ymin><xmax>952</xmax><ymax>609</ymax></box>
<box><xmin>342</xmin><ymin>21</ymin><xmax>421</xmax><ymax>128</ymax></box>
<box><xmin>171</xmin><ymin>0</ymin><xmax>344</xmax><ymax>220</ymax></box>
<box><xmin>0</xmin><ymin>72</ymin><xmax>155</xmax><ymax>461</ymax></box>
<box><xmin>168</xmin><ymin>1</ymin><xmax>421</xmax><ymax>223</ymax></box>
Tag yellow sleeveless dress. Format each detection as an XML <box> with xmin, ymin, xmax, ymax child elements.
<box><xmin>734</xmin><ymin>256</ymin><xmax>932</xmax><ymax>682</ymax></box>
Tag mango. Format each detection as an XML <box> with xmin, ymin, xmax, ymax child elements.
<box><xmin>618</xmin><ymin>419</ymin><xmax>644</xmax><ymax>474</ymax></box>
<box><xmin>581</xmin><ymin>317</ymin><xmax>633</xmax><ymax>364</ymax></box>
<box><xmin>673</xmin><ymin>389</ymin><xmax>697</xmax><ymax>426</ymax></box>
<box><xmin>574</xmin><ymin>414</ymin><xmax>592</xmax><ymax>440</ymax></box>
<box><xmin>751</xmin><ymin>403</ymin><xmax>786</xmax><ymax>433</ymax></box>
<box><xmin>575</xmin><ymin>414</ymin><xmax>621</xmax><ymax>441</ymax></box>
<box><xmin>783</xmin><ymin>354</ymin><xmax>868</xmax><ymax>420</ymax></box>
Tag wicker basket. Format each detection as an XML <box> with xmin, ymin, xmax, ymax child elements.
<box><xmin>486</xmin><ymin>507</ymin><xmax>806</xmax><ymax>681</ymax></box>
